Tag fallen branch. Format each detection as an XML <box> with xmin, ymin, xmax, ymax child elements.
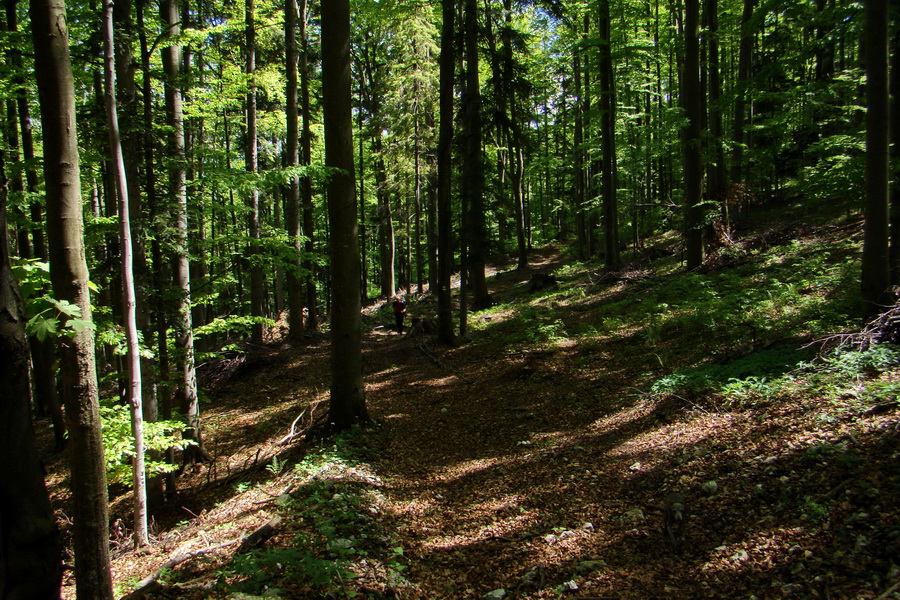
<box><xmin>874</xmin><ymin>579</ymin><xmax>900</xmax><ymax>600</ymax></box>
<box><xmin>236</xmin><ymin>516</ymin><xmax>283</xmax><ymax>554</ymax></box>
<box><xmin>276</xmin><ymin>409</ymin><xmax>308</xmax><ymax>446</ymax></box>
<box><xmin>119</xmin><ymin>537</ymin><xmax>242</xmax><ymax>600</ymax></box>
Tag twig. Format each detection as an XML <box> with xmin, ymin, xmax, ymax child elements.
<box><xmin>276</xmin><ymin>409</ymin><xmax>308</xmax><ymax>446</ymax></box>
<box><xmin>418</xmin><ymin>341</ymin><xmax>442</xmax><ymax>367</ymax></box>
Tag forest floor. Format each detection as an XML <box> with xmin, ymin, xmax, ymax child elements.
<box><xmin>43</xmin><ymin>208</ymin><xmax>900</xmax><ymax>600</ymax></box>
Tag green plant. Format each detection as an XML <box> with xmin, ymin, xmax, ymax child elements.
<box><xmin>99</xmin><ymin>401</ymin><xmax>194</xmax><ymax>487</ymax></box>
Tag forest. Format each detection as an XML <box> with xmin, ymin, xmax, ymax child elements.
<box><xmin>2</xmin><ymin>0</ymin><xmax>900</xmax><ymax>598</ymax></box>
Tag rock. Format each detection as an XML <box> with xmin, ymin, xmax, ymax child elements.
<box><xmin>482</xmin><ymin>589</ymin><xmax>506</xmax><ymax>600</ymax></box>
<box><xmin>581</xmin><ymin>522</ymin><xmax>594</xmax><ymax>532</ymax></box>
<box><xmin>556</xmin><ymin>580</ymin><xmax>579</xmax><ymax>593</ymax></box>
<box><xmin>629</xmin><ymin>461</ymin><xmax>643</xmax><ymax>472</ymax></box>
<box><xmin>326</xmin><ymin>538</ymin><xmax>354</xmax><ymax>553</ymax></box>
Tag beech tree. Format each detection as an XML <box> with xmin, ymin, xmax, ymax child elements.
<box><xmin>323</xmin><ymin>0</ymin><xmax>367</xmax><ymax>428</ymax></box>
<box><xmin>0</xmin><ymin>164</ymin><xmax>63</xmax><ymax>600</ymax></box>
<box><xmin>30</xmin><ymin>0</ymin><xmax>114</xmax><ymax>593</ymax></box>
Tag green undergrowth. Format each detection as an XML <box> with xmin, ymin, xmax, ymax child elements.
<box><xmin>473</xmin><ymin>231</ymin><xmax>863</xmax><ymax>403</ymax></box>
<box><xmin>216</xmin><ymin>428</ymin><xmax>408</xmax><ymax>598</ymax></box>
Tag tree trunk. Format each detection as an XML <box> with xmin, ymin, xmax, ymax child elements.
<box><xmin>284</xmin><ymin>0</ymin><xmax>304</xmax><ymax>339</ymax></box>
<box><xmin>299</xmin><ymin>0</ymin><xmax>317</xmax><ymax>330</ymax></box>
<box><xmin>861</xmin><ymin>0</ymin><xmax>890</xmax><ymax>318</ymax></box>
<box><xmin>161</xmin><ymin>0</ymin><xmax>206</xmax><ymax>462</ymax></box>
<box><xmin>463</xmin><ymin>0</ymin><xmax>491</xmax><ymax>310</ymax></box>
<box><xmin>103</xmin><ymin>0</ymin><xmax>149</xmax><ymax>547</ymax></box>
<box><xmin>0</xmin><ymin>163</ymin><xmax>63</xmax><ymax>600</ymax></box>
<box><xmin>246</xmin><ymin>0</ymin><xmax>264</xmax><ymax>344</ymax></box>
<box><xmin>29</xmin><ymin>0</ymin><xmax>114</xmax><ymax>593</ymax></box>
<box><xmin>682</xmin><ymin>0</ymin><xmax>705</xmax><ymax>269</ymax></box>
<box><xmin>730</xmin><ymin>0</ymin><xmax>755</xmax><ymax>185</ymax></box>
<box><xmin>437</xmin><ymin>0</ymin><xmax>456</xmax><ymax>345</ymax></box>
<box><xmin>598</xmin><ymin>0</ymin><xmax>621</xmax><ymax>269</ymax></box>
<box><xmin>322</xmin><ymin>0</ymin><xmax>367</xmax><ymax>428</ymax></box>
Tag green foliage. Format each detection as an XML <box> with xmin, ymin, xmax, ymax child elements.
<box><xmin>12</xmin><ymin>259</ymin><xmax>95</xmax><ymax>341</ymax></box>
<box><xmin>99</xmin><ymin>401</ymin><xmax>193</xmax><ymax>487</ymax></box>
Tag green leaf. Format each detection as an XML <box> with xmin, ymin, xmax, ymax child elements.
<box><xmin>27</xmin><ymin>315</ymin><xmax>59</xmax><ymax>341</ymax></box>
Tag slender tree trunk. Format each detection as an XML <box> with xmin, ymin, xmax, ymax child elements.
<box><xmin>598</xmin><ymin>0</ymin><xmax>620</xmax><ymax>268</ymax></box>
<box><xmin>103</xmin><ymin>0</ymin><xmax>149</xmax><ymax>547</ymax></box>
<box><xmin>463</xmin><ymin>0</ymin><xmax>490</xmax><ymax>310</ymax></box>
<box><xmin>299</xmin><ymin>0</ymin><xmax>317</xmax><ymax>330</ymax></box>
<box><xmin>284</xmin><ymin>0</ymin><xmax>304</xmax><ymax>339</ymax></box>
<box><xmin>889</xmin><ymin>29</ymin><xmax>900</xmax><ymax>285</ymax></box>
<box><xmin>30</xmin><ymin>0</ymin><xmax>114</xmax><ymax>593</ymax></box>
<box><xmin>246</xmin><ymin>0</ymin><xmax>264</xmax><ymax>344</ymax></box>
<box><xmin>731</xmin><ymin>0</ymin><xmax>755</xmax><ymax>185</ymax></box>
<box><xmin>322</xmin><ymin>0</ymin><xmax>367</xmax><ymax>428</ymax></box>
<box><xmin>161</xmin><ymin>0</ymin><xmax>206</xmax><ymax>461</ymax></box>
<box><xmin>682</xmin><ymin>0</ymin><xmax>705</xmax><ymax>269</ymax></box>
<box><xmin>861</xmin><ymin>0</ymin><xmax>890</xmax><ymax>318</ymax></box>
<box><xmin>437</xmin><ymin>0</ymin><xmax>456</xmax><ymax>344</ymax></box>
<box><xmin>0</xmin><ymin>164</ymin><xmax>63</xmax><ymax>600</ymax></box>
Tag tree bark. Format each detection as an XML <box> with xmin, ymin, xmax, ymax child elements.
<box><xmin>463</xmin><ymin>0</ymin><xmax>491</xmax><ymax>311</ymax></box>
<box><xmin>437</xmin><ymin>0</ymin><xmax>456</xmax><ymax>344</ymax></box>
<box><xmin>284</xmin><ymin>0</ymin><xmax>304</xmax><ymax>340</ymax></box>
<box><xmin>0</xmin><ymin>164</ymin><xmax>63</xmax><ymax>600</ymax></box>
<box><xmin>682</xmin><ymin>0</ymin><xmax>705</xmax><ymax>269</ymax></box>
<box><xmin>322</xmin><ymin>0</ymin><xmax>368</xmax><ymax>428</ymax></box>
<box><xmin>598</xmin><ymin>0</ymin><xmax>621</xmax><ymax>269</ymax></box>
<box><xmin>246</xmin><ymin>0</ymin><xmax>265</xmax><ymax>344</ymax></box>
<box><xmin>861</xmin><ymin>0</ymin><xmax>891</xmax><ymax>318</ymax></box>
<box><xmin>161</xmin><ymin>0</ymin><xmax>206</xmax><ymax>461</ymax></box>
<box><xmin>730</xmin><ymin>0</ymin><xmax>755</xmax><ymax>186</ymax></box>
<box><xmin>30</xmin><ymin>0</ymin><xmax>114</xmax><ymax>593</ymax></box>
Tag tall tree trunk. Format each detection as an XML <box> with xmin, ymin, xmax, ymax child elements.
<box><xmin>463</xmin><ymin>0</ymin><xmax>491</xmax><ymax>310</ymax></box>
<box><xmin>322</xmin><ymin>0</ymin><xmax>367</xmax><ymax>428</ymax></box>
<box><xmin>731</xmin><ymin>0</ymin><xmax>755</xmax><ymax>185</ymax></box>
<box><xmin>161</xmin><ymin>0</ymin><xmax>206</xmax><ymax>462</ymax></box>
<box><xmin>598</xmin><ymin>0</ymin><xmax>620</xmax><ymax>269</ymax></box>
<box><xmin>437</xmin><ymin>0</ymin><xmax>456</xmax><ymax>344</ymax></box>
<box><xmin>30</xmin><ymin>0</ymin><xmax>114</xmax><ymax>593</ymax></box>
<box><xmin>705</xmin><ymin>0</ymin><xmax>726</xmax><ymax>227</ymax></box>
<box><xmin>861</xmin><ymin>0</ymin><xmax>890</xmax><ymax>318</ymax></box>
<box><xmin>299</xmin><ymin>0</ymin><xmax>317</xmax><ymax>330</ymax></box>
<box><xmin>103</xmin><ymin>0</ymin><xmax>149</xmax><ymax>547</ymax></box>
<box><xmin>284</xmin><ymin>0</ymin><xmax>304</xmax><ymax>339</ymax></box>
<box><xmin>682</xmin><ymin>0</ymin><xmax>705</xmax><ymax>269</ymax></box>
<box><xmin>0</xmin><ymin>164</ymin><xmax>63</xmax><ymax>600</ymax></box>
<box><xmin>246</xmin><ymin>0</ymin><xmax>264</xmax><ymax>344</ymax></box>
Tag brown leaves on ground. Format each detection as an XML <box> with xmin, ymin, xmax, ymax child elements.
<box><xmin>45</xmin><ymin>246</ymin><xmax>900</xmax><ymax>600</ymax></box>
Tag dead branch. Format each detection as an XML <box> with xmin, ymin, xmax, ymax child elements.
<box><xmin>118</xmin><ymin>537</ymin><xmax>241</xmax><ymax>600</ymax></box>
<box><xmin>276</xmin><ymin>409</ymin><xmax>308</xmax><ymax>446</ymax></box>
<box><xmin>236</xmin><ymin>516</ymin><xmax>283</xmax><ymax>554</ymax></box>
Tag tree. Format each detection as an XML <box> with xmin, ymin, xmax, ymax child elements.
<box><xmin>682</xmin><ymin>0</ymin><xmax>704</xmax><ymax>269</ymax></box>
<box><xmin>246</xmin><ymin>0</ymin><xmax>265</xmax><ymax>344</ymax></box>
<box><xmin>861</xmin><ymin>0</ymin><xmax>890</xmax><ymax>318</ymax></box>
<box><xmin>597</xmin><ymin>0</ymin><xmax>620</xmax><ymax>269</ymax></box>
<box><xmin>463</xmin><ymin>0</ymin><xmax>491</xmax><ymax>312</ymax></box>
<box><xmin>102</xmin><ymin>0</ymin><xmax>148</xmax><ymax>547</ymax></box>
<box><xmin>437</xmin><ymin>0</ymin><xmax>456</xmax><ymax>344</ymax></box>
<box><xmin>284</xmin><ymin>0</ymin><xmax>304</xmax><ymax>339</ymax></box>
<box><xmin>30</xmin><ymin>0</ymin><xmax>114</xmax><ymax>593</ymax></box>
<box><xmin>161</xmin><ymin>0</ymin><xmax>207</xmax><ymax>461</ymax></box>
<box><xmin>323</xmin><ymin>0</ymin><xmax>367</xmax><ymax>428</ymax></box>
<box><xmin>0</xmin><ymin>163</ymin><xmax>63</xmax><ymax>600</ymax></box>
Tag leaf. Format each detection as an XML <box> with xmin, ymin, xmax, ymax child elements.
<box><xmin>28</xmin><ymin>315</ymin><xmax>59</xmax><ymax>341</ymax></box>
<box><xmin>49</xmin><ymin>298</ymin><xmax>82</xmax><ymax>319</ymax></box>
<box><xmin>67</xmin><ymin>318</ymin><xmax>96</xmax><ymax>335</ymax></box>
